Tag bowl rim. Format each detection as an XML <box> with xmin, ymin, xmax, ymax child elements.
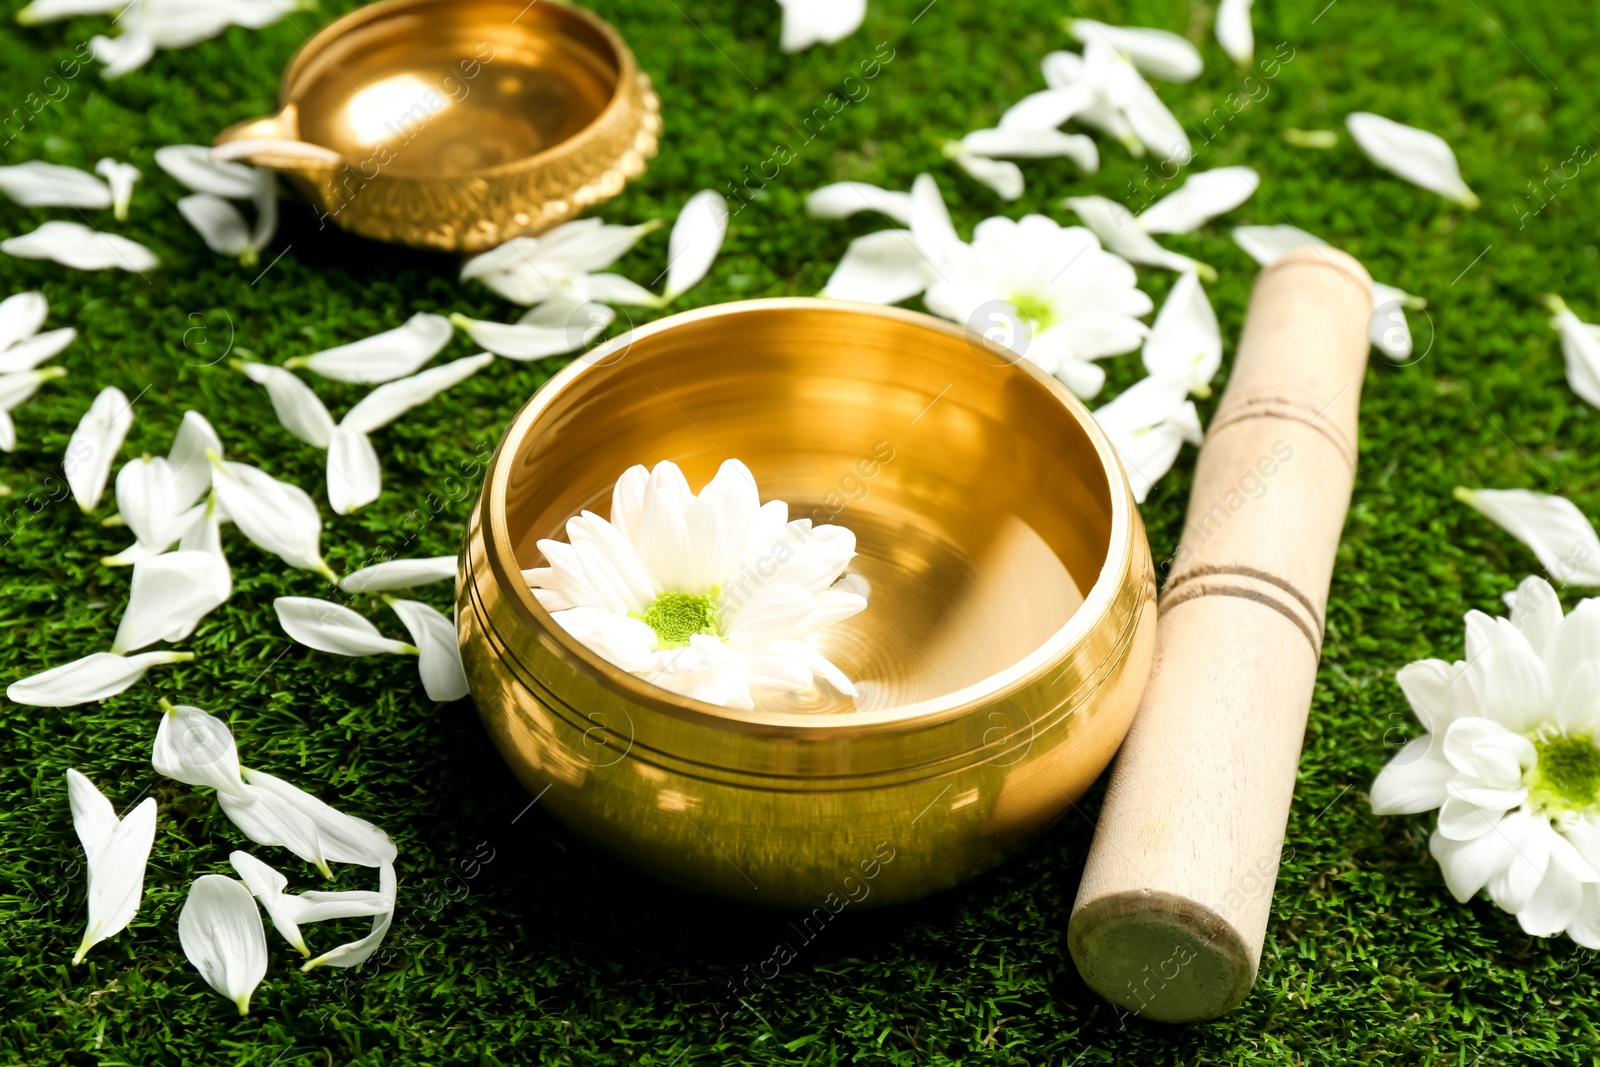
<box><xmin>277</xmin><ymin>0</ymin><xmax>639</xmax><ymax>180</ymax></box>
<box><xmin>480</xmin><ymin>297</ymin><xmax>1139</xmax><ymax>732</ymax></box>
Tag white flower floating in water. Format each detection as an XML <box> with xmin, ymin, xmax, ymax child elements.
<box><xmin>1370</xmin><ymin>577</ymin><xmax>1600</xmax><ymax>945</ymax></box>
<box><xmin>525</xmin><ymin>459</ymin><xmax>867</xmax><ymax>710</ymax></box>
<box><xmin>66</xmin><ymin>768</ymin><xmax>157</xmax><ymax>964</ymax></box>
<box><xmin>1345</xmin><ymin>112</ymin><xmax>1479</xmax><ymax>210</ymax></box>
<box><xmin>776</xmin><ymin>0</ymin><xmax>865</xmax><ymax>53</ymax></box>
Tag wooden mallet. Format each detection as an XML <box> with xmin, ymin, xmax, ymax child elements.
<box><xmin>1068</xmin><ymin>245</ymin><xmax>1374</xmax><ymax>1023</ymax></box>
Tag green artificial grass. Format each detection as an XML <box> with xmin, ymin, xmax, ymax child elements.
<box><xmin>3</xmin><ymin>0</ymin><xmax>1600</xmax><ymax>1063</ymax></box>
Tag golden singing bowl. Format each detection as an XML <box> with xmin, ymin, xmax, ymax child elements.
<box><xmin>457</xmin><ymin>299</ymin><xmax>1157</xmax><ymax>908</ymax></box>
<box><xmin>214</xmin><ymin>0</ymin><xmax>660</xmax><ymax>251</ymax></box>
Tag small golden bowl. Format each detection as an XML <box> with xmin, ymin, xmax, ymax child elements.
<box><xmin>457</xmin><ymin>299</ymin><xmax>1157</xmax><ymax>907</ymax></box>
<box><xmin>214</xmin><ymin>0</ymin><xmax>660</xmax><ymax>251</ymax></box>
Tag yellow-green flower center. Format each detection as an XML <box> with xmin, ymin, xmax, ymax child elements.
<box><xmin>1527</xmin><ymin>735</ymin><xmax>1600</xmax><ymax>814</ymax></box>
<box><xmin>1010</xmin><ymin>293</ymin><xmax>1056</xmax><ymax>332</ymax></box>
<box><xmin>636</xmin><ymin>588</ymin><xmax>721</xmax><ymax>649</ymax></box>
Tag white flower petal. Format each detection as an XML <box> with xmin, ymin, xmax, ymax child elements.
<box><xmin>113</xmin><ymin>455</ymin><xmax>179</xmax><ymax>549</ymax></box>
<box><xmin>112</xmin><ymin>550</ymin><xmax>230</xmax><ymax>653</ymax></box>
<box><xmin>1368</xmin><ymin>282</ymin><xmax>1416</xmax><ymax>360</ymax></box>
<box><xmin>274</xmin><ymin>596</ymin><xmax>417</xmax><ymax>657</ymax></box>
<box><xmin>1485</xmin><ymin>809</ymin><xmax>1552</xmax><ymax>914</ymax></box>
<box><xmin>89</xmin><ymin>30</ymin><xmax>155</xmax><ymax>79</ymax></box>
<box><xmin>1067</xmin><ymin>19</ymin><xmax>1203</xmax><ymax>82</ymax></box>
<box><xmin>805</xmin><ymin>182</ymin><xmax>914</xmax><ymax>225</ymax></box>
<box><xmin>1231</xmin><ymin>224</ymin><xmax>1329</xmax><ymax>267</ymax></box>
<box><xmin>959</xmin><ymin>128</ymin><xmax>1099</xmax><ymax>170</ymax></box>
<box><xmin>448</xmin><ymin>312</ymin><xmax>592</xmax><ymax>360</ymax></box>
<box><xmin>0</xmin><ymin>366</ymin><xmax>67</xmax><ymax>417</ymax></box>
<box><xmin>0</xmin><ymin>326</ymin><xmax>76</xmax><ymax>373</ymax></box>
<box><xmin>66</xmin><ymin>769</ymin><xmax>157</xmax><ymax>964</ymax></box>
<box><xmin>948</xmin><ymin>147</ymin><xmax>1024</xmax><ymax>200</ymax></box>
<box><xmin>549</xmin><ymin>606</ymin><xmax>658</xmax><ymax>672</ymax></box>
<box><xmin>777</xmin><ymin>0</ymin><xmax>865</xmax><ymax>51</ymax></box>
<box><xmin>388</xmin><ymin>598</ymin><xmax>469</xmax><ymax>701</ymax></box>
<box><xmin>327</xmin><ymin>424</ymin><xmax>382</xmax><ymax>516</ymax></box>
<box><xmin>1</xmin><ymin>220</ymin><xmax>158</xmax><ymax>272</ymax></box>
<box><xmin>1369</xmin><ymin>735</ymin><xmax>1453</xmax><ymax>815</ymax></box>
<box><xmin>241</xmin><ymin>767</ymin><xmax>397</xmax><ymax>868</ymax></box>
<box><xmin>178</xmin><ymin>874</ymin><xmax>267</xmax><ymax>1016</ymax></box>
<box><xmin>64</xmin><ymin>386</ymin><xmax>133</xmax><ymax>513</ymax></box>
<box><xmin>819</xmin><ymin>229</ymin><xmax>929</xmax><ymax>304</ymax></box>
<box><xmin>1141</xmin><ymin>272</ymin><xmax>1221</xmax><ymax>395</ymax></box>
<box><xmin>168</xmin><ymin>411</ymin><xmax>223</xmax><ymax>511</ymax></box>
<box><xmin>580</xmin><ymin>273</ymin><xmax>662</xmax><ymax>307</ymax></box>
<box><xmin>0</xmin><ymin>161</ymin><xmax>111</xmax><ymax>210</ymax></box>
<box><xmin>95</xmin><ymin>158</ymin><xmax>140</xmax><ymax>221</ymax></box>
<box><xmin>998</xmin><ymin>85</ymin><xmax>1097</xmax><ymax>131</ymax></box>
<box><xmin>663</xmin><ymin>190</ymin><xmax>729</xmax><ymax>302</ymax></box>
<box><xmin>210</xmin><ymin>459</ymin><xmax>333</xmax><ymax>579</ymax></box>
<box><xmin>177</xmin><ymin>193</ymin><xmax>253</xmax><ymax>258</ymax></box>
<box><xmin>1346</xmin><ymin>112</ymin><xmax>1479</xmax><ymax>208</ymax></box>
<box><xmin>7</xmin><ymin>650</ymin><xmax>191</xmax><ymax>707</ymax></box>
<box><xmin>216</xmin><ymin>784</ymin><xmax>328</xmax><ymax>875</ymax></box>
<box><xmin>1570</xmin><ymin>883</ymin><xmax>1600</xmax><ymax>949</ymax></box>
<box><xmin>1065</xmin><ymin>195</ymin><xmax>1214</xmax><ymax>280</ymax></box>
<box><xmin>154</xmin><ymin>144</ymin><xmax>260</xmax><ymax>199</ymax></box>
<box><xmin>1137</xmin><ymin>167</ymin><xmax>1260</xmax><ymax>234</ymax></box>
<box><xmin>340</xmin><ymin>556</ymin><xmax>457</xmax><ymax>594</ymax></box>
<box><xmin>1214</xmin><ymin>0</ymin><xmax>1254</xmax><ymax>64</ymax></box>
<box><xmin>0</xmin><ymin>290</ymin><xmax>50</xmax><ymax>350</ymax></box>
<box><xmin>286</xmin><ymin>312</ymin><xmax>454</xmax><ymax>385</ymax></box>
<box><xmin>229</xmin><ymin>850</ymin><xmax>388</xmax><ymax>957</ymax></box>
<box><xmin>301</xmin><ymin>860</ymin><xmax>397</xmax><ymax>970</ymax></box>
<box><xmin>1429</xmin><ymin>826</ymin><xmax>1514</xmax><ymax>903</ymax></box>
<box><xmin>17</xmin><ymin>0</ymin><xmax>126</xmax><ymax>22</ymax></box>
<box><xmin>1519</xmin><ymin>866</ymin><xmax>1586</xmax><ymax>938</ymax></box>
<box><xmin>1454</xmin><ymin>487</ymin><xmax>1600</xmax><ymax>586</ymax></box>
<box><xmin>1545</xmin><ymin>296</ymin><xmax>1600</xmax><ymax>409</ymax></box>
<box><xmin>339</xmin><ymin>354</ymin><xmax>493</xmax><ymax>434</ymax></box>
<box><xmin>152</xmin><ymin>701</ymin><xmax>249</xmax><ymax>797</ymax></box>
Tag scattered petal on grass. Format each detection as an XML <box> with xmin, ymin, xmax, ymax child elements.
<box><xmin>283</xmin><ymin>312</ymin><xmax>453</xmax><ymax>384</ymax></box>
<box><xmin>209</xmin><ymin>457</ymin><xmax>335</xmax><ymax>581</ymax></box>
<box><xmin>155</xmin><ymin>144</ymin><xmax>260</xmax><ymax>200</ymax></box>
<box><xmin>7</xmin><ymin>650</ymin><xmax>193</xmax><ymax>707</ymax></box>
<box><xmin>1141</xmin><ymin>272</ymin><xmax>1221</xmax><ymax>397</ymax></box>
<box><xmin>662</xmin><ymin>190</ymin><xmax>729</xmax><ymax>302</ymax></box>
<box><xmin>777</xmin><ymin>0</ymin><xmax>866</xmax><ymax>52</ymax></box>
<box><xmin>66</xmin><ymin>769</ymin><xmax>157</xmax><ymax>965</ymax></box>
<box><xmin>17</xmin><ymin>0</ymin><xmax>125</xmax><ymax>22</ymax></box>
<box><xmin>1346</xmin><ymin>112</ymin><xmax>1480</xmax><ymax>209</ymax></box>
<box><xmin>943</xmin><ymin>143</ymin><xmax>1024</xmax><ymax>200</ymax></box>
<box><xmin>0</xmin><ymin>327</ymin><xmax>76</xmax><ymax>373</ymax></box>
<box><xmin>1</xmin><ymin>221</ymin><xmax>158</xmax><ymax>272</ymax></box>
<box><xmin>242</xmin><ymin>767</ymin><xmax>397</xmax><ymax>869</ymax></box>
<box><xmin>340</xmin><ymin>556</ymin><xmax>458</xmax><ymax>593</ymax></box>
<box><xmin>274</xmin><ymin>597</ymin><xmax>417</xmax><ymax>657</ymax></box>
<box><xmin>302</xmin><ymin>861</ymin><xmax>397</xmax><ymax>970</ymax></box>
<box><xmin>818</xmin><ymin>230</ymin><xmax>929</xmax><ymax>304</ymax></box>
<box><xmin>64</xmin><ymin>386</ymin><xmax>133</xmax><ymax>513</ymax></box>
<box><xmin>1065</xmin><ymin>195</ymin><xmax>1215</xmax><ymax>280</ymax></box>
<box><xmin>1136</xmin><ymin>167</ymin><xmax>1259</xmax><ymax>234</ymax></box>
<box><xmin>0</xmin><ymin>161</ymin><xmax>111</xmax><ymax>209</ymax></box>
<box><xmin>1544</xmin><ymin>295</ymin><xmax>1600</xmax><ymax>409</ymax></box>
<box><xmin>95</xmin><ymin>158</ymin><xmax>140</xmax><ymax>220</ymax></box>
<box><xmin>229</xmin><ymin>850</ymin><xmax>389</xmax><ymax>957</ymax></box>
<box><xmin>448</xmin><ymin>312</ymin><xmax>597</xmax><ymax>361</ymax></box>
<box><xmin>1215</xmin><ymin>0</ymin><xmax>1254</xmax><ymax>64</ymax></box>
<box><xmin>111</xmin><ymin>550</ymin><xmax>231</xmax><ymax>653</ymax></box>
<box><xmin>1454</xmin><ymin>487</ymin><xmax>1600</xmax><ymax>586</ymax></box>
<box><xmin>340</xmin><ymin>354</ymin><xmax>494</xmax><ymax>434</ymax></box>
<box><xmin>152</xmin><ymin>700</ymin><xmax>250</xmax><ymax>797</ymax></box>
<box><xmin>168</xmin><ymin>411</ymin><xmax>222</xmax><ymax>511</ymax></box>
<box><xmin>236</xmin><ymin>361</ymin><xmax>334</xmax><ymax>448</ymax></box>
<box><xmin>178</xmin><ymin>875</ymin><xmax>267</xmax><ymax>1016</ymax></box>
<box><xmin>0</xmin><ymin>290</ymin><xmax>49</xmax><ymax>350</ymax></box>
<box><xmin>1065</xmin><ymin>19</ymin><xmax>1203</xmax><ymax>82</ymax></box>
<box><xmin>804</xmin><ymin>182</ymin><xmax>913</xmax><ymax>225</ymax></box>
<box><xmin>1093</xmin><ymin>373</ymin><xmax>1203</xmax><ymax>503</ymax></box>
<box><xmin>326</xmin><ymin>423</ymin><xmax>381</xmax><ymax>516</ymax></box>
<box><xmin>388</xmin><ymin>597</ymin><xmax>469</xmax><ymax>701</ymax></box>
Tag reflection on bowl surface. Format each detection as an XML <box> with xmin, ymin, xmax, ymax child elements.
<box><xmin>459</xmin><ymin>299</ymin><xmax>1156</xmax><ymax>907</ymax></box>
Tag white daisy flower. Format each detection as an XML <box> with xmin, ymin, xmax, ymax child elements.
<box><xmin>524</xmin><ymin>459</ymin><xmax>867</xmax><ymax>711</ymax></box>
<box><xmin>1371</xmin><ymin>576</ymin><xmax>1600</xmax><ymax>945</ymax></box>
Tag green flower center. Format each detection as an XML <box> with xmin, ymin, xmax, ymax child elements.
<box><xmin>635</xmin><ymin>588</ymin><xmax>722</xmax><ymax>649</ymax></box>
<box><xmin>1010</xmin><ymin>293</ymin><xmax>1056</xmax><ymax>333</ymax></box>
<box><xmin>1526</xmin><ymin>735</ymin><xmax>1600</xmax><ymax>814</ymax></box>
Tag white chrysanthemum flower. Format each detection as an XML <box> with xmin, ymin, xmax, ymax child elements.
<box><xmin>1371</xmin><ymin>576</ymin><xmax>1600</xmax><ymax>945</ymax></box>
<box><xmin>524</xmin><ymin>459</ymin><xmax>867</xmax><ymax>710</ymax></box>
<box><xmin>923</xmin><ymin>214</ymin><xmax>1153</xmax><ymax>399</ymax></box>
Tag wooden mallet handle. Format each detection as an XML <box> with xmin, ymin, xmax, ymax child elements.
<box><xmin>1068</xmin><ymin>246</ymin><xmax>1373</xmax><ymax>1023</ymax></box>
